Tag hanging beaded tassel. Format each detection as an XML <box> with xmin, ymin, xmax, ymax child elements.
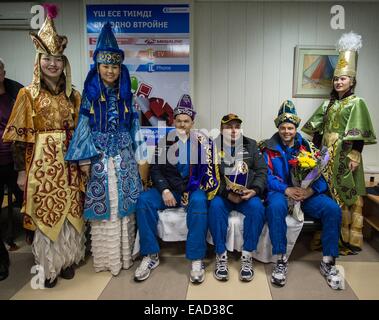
<box><xmin>90</xmin><ymin>101</ymin><xmax>94</xmax><ymax>114</ymax></box>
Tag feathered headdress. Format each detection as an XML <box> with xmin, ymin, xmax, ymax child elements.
<box><xmin>334</xmin><ymin>31</ymin><xmax>362</xmax><ymax>78</ymax></box>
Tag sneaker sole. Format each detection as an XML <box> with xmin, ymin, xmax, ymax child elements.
<box><xmin>239</xmin><ymin>274</ymin><xmax>254</xmax><ymax>282</ymax></box>
<box><xmin>213</xmin><ymin>272</ymin><xmax>229</xmax><ymax>282</ymax></box>
<box><xmin>271</xmin><ymin>277</ymin><xmax>286</xmax><ymax>287</ymax></box>
<box><xmin>190</xmin><ymin>275</ymin><xmax>205</xmax><ymax>284</ymax></box>
<box><xmin>134</xmin><ymin>260</ymin><xmax>160</xmax><ymax>282</ymax></box>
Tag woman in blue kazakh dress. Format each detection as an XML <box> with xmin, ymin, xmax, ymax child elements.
<box><xmin>65</xmin><ymin>22</ymin><xmax>147</xmax><ymax>276</ymax></box>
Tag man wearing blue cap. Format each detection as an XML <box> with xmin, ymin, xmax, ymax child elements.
<box><xmin>134</xmin><ymin>94</ymin><xmax>219</xmax><ymax>284</ymax></box>
<box><xmin>260</xmin><ymin>100</ymin><xmax>343</xmax><ymax>290</ymax></box>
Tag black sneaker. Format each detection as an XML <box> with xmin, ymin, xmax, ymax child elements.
<box><xmin>240</xmin><ymin>254</ymin><xmax>254</xmax><ymax>282</ymax></box>
<box><xmin>214</xmin><ymin>253</ymin><xmax>229</xmax><ymax>281</ymax></box>
<box><xmin>44</xmin><ymin>277</ymin><xmax>58</xmax><ymax>288</ymax></box>
<box><xmin>271</xmin><ymin>259</ymin><xmax>288</xmax><ymax>287</ymax></box>
<box><xmin>60</xmin><ymin>266</ymin><xmax>75</xmax><ymax>280</ymax></box>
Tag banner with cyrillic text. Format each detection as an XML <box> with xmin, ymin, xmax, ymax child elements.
<box><xmin>86</xmin><ymin>4</ymin><xmax>190</xmax><ymax>132</ymax></box>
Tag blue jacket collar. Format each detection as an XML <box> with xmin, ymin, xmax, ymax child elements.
<box><xmin>264</xmin><ymin>132</ymin><xmax>308</xmax><ymax>153</ymax></box>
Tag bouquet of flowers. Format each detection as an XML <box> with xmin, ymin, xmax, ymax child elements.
<box><xmin>288</xmin><ymin>144</ymin><xmax>329</xmax><ymax>221</ymax></box>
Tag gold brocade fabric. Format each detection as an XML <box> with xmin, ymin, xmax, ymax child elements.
<box><xmin>322</xmin><ymin>132</ymin><xmax>343</xmax><ymax>206</ymax></box>
<box><xmin>26</xmin><ymin>132</ymin><xmax>83</xmax><ymax>241</ymax></box>
<box><xmin>3</xmin><ymin>87</ymin><xmax>84</xmax><ymax>241</ymax></box>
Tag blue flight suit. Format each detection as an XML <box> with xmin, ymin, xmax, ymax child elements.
<box><xmin>261</xmin><ymin>133</ymin><xmax>341</xmax><ymax>257</ymax></box>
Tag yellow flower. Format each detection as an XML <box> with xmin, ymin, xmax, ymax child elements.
<box><xmin>299</xmin><ymin>162</ymin><xmax>310</xmax><ymax>169</ymax></box>
<box><xmin>307</xmin><ymin>158</ymin><xmax>317</xmax><ymax>168</ymax></box>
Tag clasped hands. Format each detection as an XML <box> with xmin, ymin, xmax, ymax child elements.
<box><xmin>285</xmin><ymin>187</ymin><xmax>314</xmax><ymax>201</ymax></box>
<box><xmin>227</xmin><ymin>189</ymin><xmax>257</xmax><ymax>204</ymax></box>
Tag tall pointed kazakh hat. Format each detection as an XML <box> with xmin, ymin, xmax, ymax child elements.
<box><xmin>334</xmin><ymin>31</ymin><xmax>362</xmax><ymax>78</ymax></box>
<box><xmin>274</xmin><ymin>100</ymin><xmax>301</xmax><ymax>128</ymax></box>
<box><xmin>173</xmin><ymin>94</ymin><xmax>196</xmax><ymax>120</ymax></box>
<box><xmin>29</xmin><ymin>4</ymin><xmax>72</xmax><ymax>99</ymax></box>
<box><xmin>84</xmin><ymin>22</ymin><xmax>131</xmax><ymax>104</ymax></box>
<box><xmin>93</xmin><ymin>22</ymin><xmax>124</xmax><ymax>65</ymax></box>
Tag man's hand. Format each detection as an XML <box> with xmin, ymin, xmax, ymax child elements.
<box><xmin>349</xmin><ymin>159</ymin><xmax>359</xmax><ymax>172</ymax></box>
<box><xmin>240</xmin><ymin>189</ymin><xmax>257</xmax><ymax>201</ymax></box>
<box><xmin>17</xmin><ymin>170</ymin><xmax>27</xmax><ymax>191</ymax></box>
<box><xmin>298</xmin><ymin>187</ymin><xmax>314</xmax><ymax>201</ymax></box>
<box><xmin>228</xmin><ymin>192</ymin><xmax>243</xmax><ymax>204</ymax></box>
<box><xmin>285</xmin><ymin>187</ymin><xmax>304</xmax><ymax>201</ymax></box>
<box><xmin>162</xmin><ymin>189</ymin><xmax>177</xmax><ymax>207</ymax></box>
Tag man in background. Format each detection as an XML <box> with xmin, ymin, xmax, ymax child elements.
<box><xmin>0</xmin><ymin>57</ymin><xmax>23</xmax><ymax>280</ymax></box>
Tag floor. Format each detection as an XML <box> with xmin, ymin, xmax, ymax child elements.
<box><xmin>1</xmin><ymin>207</ymin><xmax>379</xmax><ymax>300</ymax></box>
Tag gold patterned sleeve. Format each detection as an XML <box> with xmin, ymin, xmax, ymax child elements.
<box><xmin>2</xmin><ymin>88</ymin><xmax>35</xmax><ymax>143</ymax></box>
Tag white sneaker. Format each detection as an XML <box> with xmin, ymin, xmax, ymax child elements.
<box><xmin>190</xmin><ymin>260</ymin><xmax>205</xmax><ymax>284</ymax></box>
<box><xmin>271</xmin><ymin>259</ymin><xmax>288</xmax><ymax>287</ymax></box>
<box><xmin>320</xmin><ymin>260</ymin><xmax>343</xmax><ymax>290</ymax></box>
<box><xmin>134</xmin><ymin>254</ymin><xmax>159</xmax><ymax>282</ymax></box>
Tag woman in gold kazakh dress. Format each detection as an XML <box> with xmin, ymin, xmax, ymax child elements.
<box><xmin>302</xmin><ymin>32</ymin><xmax>377</xmax><ymax>255</ymax></box>
<box><xmin>2</xmin><ymin>6</ymin><xmax>85</xmax><ymax>287</ymax></box>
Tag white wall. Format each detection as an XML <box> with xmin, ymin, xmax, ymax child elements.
<box><xmin>0</xmin><ymin>0</ymin><xmax>85</xmax><ymax>92</ymax></box>
<box><xmin>194</xmin><ymin>1</ymin><xmax>379</xmax><ymax>169</ymax></box>
<box><xmin>0</xmin><ymin>0</ymin><xmax>378</xmax><ymax>168</ymax></box>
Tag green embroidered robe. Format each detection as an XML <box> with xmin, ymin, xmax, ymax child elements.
<box><xmin>302</xmin><ymin>95</ymin><xmax>376</xmax><ymax>206</ymax></box>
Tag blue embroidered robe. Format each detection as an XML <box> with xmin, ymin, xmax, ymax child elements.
<box><xmin>65</xmin><ymin>83</ymin><xmax>146</xmax><ymax>220</ymax></box>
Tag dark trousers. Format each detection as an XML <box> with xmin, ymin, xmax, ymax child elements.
<box><xmin>0</xmin><ymin>163</ymin><xmax>23</xmax><ymax>245</ymax></box>
<box><xmin>0</xmin><ymin>227</ymin><xmax>9</xmax><ymax>268</ymax></box>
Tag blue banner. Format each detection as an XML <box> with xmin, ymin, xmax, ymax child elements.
<box><xmin>86</xmin><ymin>4</ymin><xmax>189</xmax><ymax>34</ymax></box>
<box><xmin>86</xmin><ymin>4</ymin><xmax>190</xmax><ymax>129</ymax></box>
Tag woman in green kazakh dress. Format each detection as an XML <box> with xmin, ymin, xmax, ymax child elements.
<box><xmin>302</xmin><ymin>32</ymin><xmax>377</xmax><ymax>255</ymax></box>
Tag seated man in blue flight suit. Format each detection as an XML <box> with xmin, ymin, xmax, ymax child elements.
<box><xmin>208</xmin><ymin>114</ymin><xmax>267</xmax><ymax>282</ymax></box>
<box><xmin>260</xmin><ymin>100</ymin><xmax>343</xmax><ymax>290</ymax></box>
<box><xmin>134</xmin><ymin>94</ymin><xmax>219</xmax><ymax>284</ymax></box>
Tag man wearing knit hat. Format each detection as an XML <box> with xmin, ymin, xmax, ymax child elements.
<box><xmin>260</xmin><ymin>100</ymin><xmax>343</xmax><ymax>290</ymax></box>
<box><xmin>134</xmin><ymin>94</ymin><xmax>219</xmax><ymax>284</ymax></box>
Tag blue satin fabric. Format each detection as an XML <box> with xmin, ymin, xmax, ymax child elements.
<box><xmin>84</xmin><ymin>133</ymin><xmax>142</xmax><ymax>220</ymax></box>
<box><xmin>65</xmin><ymin>85</ymin><xmax>146</xmax><ymax>220</ymax></box>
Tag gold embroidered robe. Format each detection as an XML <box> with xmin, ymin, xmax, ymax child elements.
<box><xmin>2</xmin><ymin>86</ymin><xmax>84</xmax><ymax>241</ymax></box>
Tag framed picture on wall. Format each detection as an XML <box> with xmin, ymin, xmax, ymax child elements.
<box><xmin>293</xmin><ymin>46</ymin><xmax>339</xmax><ymax>98</ymax></box>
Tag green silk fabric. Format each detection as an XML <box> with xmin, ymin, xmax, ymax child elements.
<box><xmin>302</xmin><ymin>95</ymin><xmax>377</xmax><ymax>206</ymax></box>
